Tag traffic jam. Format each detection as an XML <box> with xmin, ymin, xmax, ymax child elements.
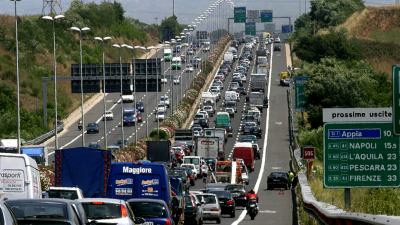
<box><xmin>0</xmin><ymin>33</ymin><xmax>293</xmax><ymax>225</ymax></box>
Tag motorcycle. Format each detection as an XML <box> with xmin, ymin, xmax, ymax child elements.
<box><xmin>247</xmin><ymin>199</ymin><xmax>258</xmax><ymax>220</ymax></box>
<box><xmin>78</xmin><ymin>120</ymin><xmax>83</xmax><ymax>131</ymax></box>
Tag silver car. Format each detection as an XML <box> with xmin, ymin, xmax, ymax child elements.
<box><xmin>78</xmin><ymin>198</ymin><xmax>140</xmax><ymax>225</ymax></box>
<box><xmin>0</xmin><ymin>201</ymin><xmax>17</xmax><ymax>225</ymax></box>
<box><xmin>196</xmin><ymin>193</ymin><xmax>221</xmax><ymax>223</ymax></box>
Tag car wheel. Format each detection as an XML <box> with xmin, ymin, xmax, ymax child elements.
<box><xmin>216</xmin><ymin>218</ymin><xmax>221</xmax><ymax>224</ymax></box>
<box><xmin>231</xmin><ymin>211</ymin><xmax>235</xmax><ymax>218</ymax></box>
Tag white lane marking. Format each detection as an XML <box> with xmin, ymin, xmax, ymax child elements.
<box><xmin>275</xmin><ymin>121</ymin><xmax>283</xmax><ymax>125</ymax></box>
<box><xmin>271</xmin><ymin>167</ymin><xmax>283</xmax><ymax>170</ymax></box>
<box><xmin>232</xmin><ymin>43</ymin><xmax>273</xmax><ymax>225</ymax></box>
<box><xmin>259</xmin><ymin>210</ymin><xmax>276</xmax><ymax>214</ymax></box>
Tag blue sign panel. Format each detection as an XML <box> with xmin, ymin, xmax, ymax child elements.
<box><xmin>260</xmin><ymin>10</ymin><xmax>273</xmax><ymax>23</ymax></box>
<box><xmin>282</xmin><ymin>25</ymin><xmax>293</xmax><ymax>33</ymax></box>
<box><xmin>327</xmin><ymin>129</ymin><xmax>381</xmax><ymax>139</ymax></box>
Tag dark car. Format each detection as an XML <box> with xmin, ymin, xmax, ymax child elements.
<box><xmin>205</xmin><ymin>190</ymin><xmax>235</xmax><ymax>217</ymax></box>
<box><xmin>237</xmin><ymin>86</ymin><xmax>247</xmax><ymax>95</ymax></box>
<box><xmin>225</xmin><ymin>184</ymin><xmax>247</xmax><ymax>207</ymax></box>
<box><xmin>239</xmin><ymin>135</ymin><xmax>258</xmax><ymax>143</ymax></box>
<box><xmin>184</xmin><ymin>194</ymin><xmax>203</xmax><ymax>225</ymax></box>
<box><xmin>242</xmin><ymin>122</ymin><xmax>262</xmax><ymax>138</ymax></box>
<box><xmin>267</xmin><ymin>171</ymin><xmax>290</xmax><ymax>190</ymax></box>
<box><xmin>6</xmin><ymin>199</ymin><xmax>88</xmax><ymax>225</ymax></box>
<box><xmin>0</xmin><ymin>201</ymin><xmax>17</xmax><ymax>225</ymax></box>
<box><xmin>116</xmin><ymin>139</ymin><xmax>128</xmax><ymax>149</ymax></box>
<box><xmin>171</xmin><ymin>169</ymin><xmax>190</xmax><ymax>191</ymax></box>
<box><xmin>174</xmin><ymin>167</ymin><xmax>196</xmax><ymax>186</ymax></box>
<box><xmin>88</xmin><ymin>142</ymin><xmax>101</xmax><ymax>149</ymax></box>
<box><xmin>86</xmin><ymin>122</ymin><xmax>99</xmax><ymax>134</ymax></box>
<box><xmin>204</xmin><ymin>157</ymin><xmax>217</xmax><ymax>171</ymax></box>
<box><xmin>274</xmin><ymin>44</ymin><xmax>281</xmax><ymax>51</ymax></box>
<box><xmin>193</xmin><ymin>118</ymin><xmax>209</xmax><ymax>128</ymax></box>
<box><xmin>127</xmin><ymin>199</ymin><xmax>175</xmax><ymax>225</ymax></box>
<box><xmin>136</xmin><ymin>101</ymin><xmax>145</xmax><ymax>112</ymax></box>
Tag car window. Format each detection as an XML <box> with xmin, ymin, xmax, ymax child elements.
<box><xmin>184</xmin><ymin>196</ymin><xmax>194</xmax><ymax>208</ymax></box>
<box><xmin>202</xmin><ymin>195</ymin><xmax>216</xmax><ymax>204</ymax></box>
<box><xmin>226</xmin><ymin>185</ymin><xmax>245</xmax><ymax>192</ymax></box>
<box><xmin>48</xmin><ymin>190</ymin><xmax>79</xmax><ymax>200</ymax></box>
<box><xmin>81</xmin><ymin>202</ymin><xmax>121</xmax><ymax>220</ymax></box>
<box><xmin>128</xmin><ymin>202</ymin><xmax>167</xmax><ymax>218</ymax></box>
<box><xmin>7</xmin><ymin>202</ymin><xmax>68</xmax><ymax>219</ymax></box>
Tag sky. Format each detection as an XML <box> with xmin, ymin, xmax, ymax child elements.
<box><xmin>0</xmin><ymin>0</ymin><xmax>397</xmax><ymax>33</ymax></box>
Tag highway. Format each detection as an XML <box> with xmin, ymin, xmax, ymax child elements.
<box><xmin>188</xmin><ymin>38</ymin><xmax>293</xmax><ymax>225</ymax></box>
<box><xmin>45</xmin><ymin>44</ymin><xmax>210</xmax><ymax>161</ymax></box>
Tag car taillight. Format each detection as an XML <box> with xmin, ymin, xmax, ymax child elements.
<box><xmin>120</xmin><ymin>204</ymin><xmax>128</xmax><ymax>218</ymax></box>
<box><xmin>165</xmin><ymin>218</ymin><xmax>171</xmax><ymax>225</ymax></box>
<box><xmin>91</xmin><ymin>202</ymin><xmax>104</xmax><ymax>205</ymax></box>
<box><xmin>227</xmin><ymin>200</ymin><xmax>234</xmax><ymax>205</ymax></box>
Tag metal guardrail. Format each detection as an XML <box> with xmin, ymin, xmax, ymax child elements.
<box><xmin>287</xmin><ymin>90</ymin><xmax>400</xmax><ymax>225</ymax></box>
<box><xmin>25</xmin><ymin>122</ymin><xmax>64</xmax><ymax>145</ymax></box>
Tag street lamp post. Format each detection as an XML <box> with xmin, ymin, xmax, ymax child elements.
<box><xmin>42</xmin><ymin>14</ymin><xmax>64</xmax><ymax>151</ymax></box>
<box><xmin>94</xmin><ymin>36</ymin><xmax>112</xmax><ymax>149</ymax></box>
<box><xmin>169</xmin><ymin>39</ymin><xmax>175</xmax><ymax>113</ymax></box>
<box><xmin>112</xmin><ymin>44</ymin><xmax>126</xmax><ymax>148</ymax></box>
<box><xmin>148</xmin><ymin>46</ymin><xmax>160</xmax><ymax>137</ymax></box>
<box><xmin>71</xmin><ymin>26</ymin><xmax>90</xmax><ymax>147</ymax></box>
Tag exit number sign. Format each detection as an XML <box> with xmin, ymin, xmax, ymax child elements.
<box><xmin>302</xmin><ymin>146</ymin><xmax>315</xmax><ymax>160</ymax></box>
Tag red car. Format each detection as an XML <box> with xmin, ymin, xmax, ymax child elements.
<box><xmin>172</xmin><ymin>147</ymin><xmax>185</xmax><ymax>162</ymax></box>
<box><xmin>136</xmin><ymin>112</ymin><xmax>143</xmax><ymax>123</ymax></box>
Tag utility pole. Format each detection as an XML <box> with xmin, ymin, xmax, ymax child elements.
<box><xmin>172</xmin><ymin>0</ymin><xmax>175</xmax><ymax>16</ymax></box>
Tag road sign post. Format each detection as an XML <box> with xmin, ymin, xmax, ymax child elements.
<box><xmin>234</xmin><ymin>7</ymin><xmax>246</xmax><ymax>23</ymax></box>
<box><xmin>392</xmin><ymin>65</ymin><xmax>400</xmax><ymax>135</ymax></box>
<box><xmin>324</xmin><ymin>122</ymin><xmax>400</xmax><ymax>188</ymax></box>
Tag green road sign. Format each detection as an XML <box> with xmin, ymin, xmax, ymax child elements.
<box><xmin>260</xmin><ymin>10</ymin><xmax>273</xmax><ymax>22</ymax></box>
<box><xmin>234</xmin><ymin>7</ymin><xmax>246</xmax><ymax>23</ymax></box>
<box><xmin>245</xmin><ymin>22</ymin><xmax>256</xmax><ymax>36</ymax></box>
<box><xmin>294</xmin><ymin>76</ymin><xmax>308</xmax><ymax>112</ymax></box>
<box><xmin>324</xmin><ymin>122</ymin><xmax>400</xmax><ymax>188</ymax></box>
<box><xmin>392</xmin><ymin>65</ymin><xmax>400</xmax><ymax>135</ymax></box>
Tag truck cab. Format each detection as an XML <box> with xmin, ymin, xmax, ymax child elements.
<box><xmin>232</xmin><ymin>142</ymin><xmax>254</xmax><ymax>172</ymax></box>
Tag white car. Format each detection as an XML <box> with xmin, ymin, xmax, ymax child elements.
<box><xmin>193</xmin><ymin>130</ymin><xmax>202</xmax><ymax>137</ymax></box>
<box><xmin>161</xmin><ymin>78</ymin><xmax>168</xmax><ymax>84</ymax></box>
<box><xmin>173</xmin><ymin>76</ymin><xmax>180</xmax><ymax>84</ymax></box>
<box><xmin>274</xmin><ymin>37</ymin><xmax>281</xmax><ymax>43</ymax></box>
<box><xmin>103</xmin><ymin>111</ymin><xmax>114</xmax><ymax>120</ymax></box>
<box><xmin>156</xmin><ymin>111</ymin><xmax>166</xmax><ymax>121</ymax></box>
<box><xmin>181</xmin><ymin>163</ymin><xmax>199</xmax><ymax>177</ymax></box>
<box><xmin>157</xmin><ymin>103</ymin><xmax>167</xmax><ymax>113</ymax></box>
<box><xmin>201</xmin><ymin>159</ymin><xmax>208</xmax><ymax>176</ymax></box>
<box><xmin>185</xmin><ymin>64</ymin><xmax>194</xmax><ymax>73</ymax></box>
<box><xmin>160</xmin><ymin>95</ymin><xmax>170</xmax><ymax>107</ymax></box>
<box><xmin>121</xmin><ymin>94</ymin><xmax>134</xmax><ymax>103</ymax></box>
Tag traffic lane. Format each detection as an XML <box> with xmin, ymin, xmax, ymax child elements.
<box><xmin>250</xmin><ymin>43</ymin><xmax>293</xmax><ymax>225</ymax></box>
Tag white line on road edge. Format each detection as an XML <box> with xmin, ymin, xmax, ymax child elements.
<box><xmin>232</xmin><ymin>43</ymin><xmax>274</xmax><ymax>225</ymax></box>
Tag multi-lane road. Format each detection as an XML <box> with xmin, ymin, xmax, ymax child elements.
<box><xmin>45</xmin><ymin>44</ymin><xmax>210</xmax><ymax>159</ymax></box>
<box><xmin>187</xmin><ymin>39</ymin><xmax>293</xmax><ymax>225</ymax></box>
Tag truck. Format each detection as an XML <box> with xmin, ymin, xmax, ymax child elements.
<box><xmin>201</xmin><ymin>92</ymin><xmax>217</xmax><ymax>109</ymax></box>
<box><xmin>223</xmin><ymin>52</ymin><xmax>233</xmax><ymax>64</ymax></box>
<box><xmin>215</xmin><ymin>112</ymin><xmax>233</xmax><ymax>138</ymax></box>
<box><xmin>250</xmin><ymin>73</ymin><xmax>267</xmax><ymax>92</ymax></box>
<box><xmin>174</xmin><ymin>129</ymin><xmax>194</xmax><ymax>151</ymax></box>
<box><xmin>248</xmin><ymin>92</ymin><xmax>267</xmax><ymax>111</ymax></box>
<box><xmin>164</xmin><ymin>48</ymin><xmax>172</xmax><ymax>61</ymax></box>
<box><xmin>146</xmin><ymin>140</ymin><xmax>171</xmax><ymax>163</ymax></box>
<box><xmin>55</xmin><ymin>147</ymin><xmax>112</xmax><ymax>198</ymax></box>
<box><xmin>257</xmin><ymin>56</ymin><xmax>268</xmax><ymax>67</ymax></box>
<box><xmin>20</xmin><ymin>145</ymin><xmax>48</xmax><ymax>166</ymax></box>
<box><xmin>107</xmin><ymin>161</ymin><xmax>171</xmax><ymax>205</ymax></box>
<box><xmin>0</xmin><ymin>153</ymin><xmax>42</xmax><ymax>200</ymax></box>
<box><xmin>121</xmin><ymin>93</ymin><xmax>134</xmax><ymax>103</ymax></box>
<box><xmin>204</xmin><ymin>128</ymin><xmax>226</xmax><ymax>158</ymax></box>
<box><xmin>232</xmin><ymin>142</ymin><xmax>255</xmax><ymax>172</ymax></box>
<box><xmin>256</xmin><ymin>66</ymin><xmax>268</xmax><ymax>75</ymax></box>
<box><xmin>195</xmin><ymin>137</ymin><xmax>219</xmax><ymax>158</ymax></box>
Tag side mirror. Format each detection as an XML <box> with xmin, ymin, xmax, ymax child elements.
<box><xmin>134</xmin><ymin>217</ymin><xmax>146</xmax><ymax>224</ymax></box>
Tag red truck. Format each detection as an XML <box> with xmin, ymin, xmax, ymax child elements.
<box><xmin>232</xmin><ymin>142</ymin><xmax>254</xmax><ymax>172</ymax></box>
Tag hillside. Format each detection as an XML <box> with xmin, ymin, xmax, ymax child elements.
<box><xmin>0</xmin><ymin>1</ymin><xmax>159</xmax><ymax>140</ymax></box>
<box><xmin>338</xmin><ymin>5</ymin><xmax>400</xmax><ymax>75</ymax></box>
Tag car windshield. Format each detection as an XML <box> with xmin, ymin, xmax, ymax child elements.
<box><xmin>201</xmin><ymin>195</ymin><xmax>217</xmax><ymax>204</ymax></box>
<box><xmin>6</xmin><ymin>201</ymin><xmax>68</xmax><ymax>220</ymax></box>
<box><xmin>82</xmin><ymin>202</ymin><xmax>121</xmax><ymax>220</ymax></box>
<box><xmin>208</xmin><ymin>191</ymin><xmax>231</xmax><ymax>199</ymax></box>
<box><xmin>184</xmin><ymin>158</ymin><xmax>199</xmax><ymax>165</ymax></box>
<box><xmin>184</xmin><ymin>196</ymin><xmax>194</xmax><ymax>208</ymax></box>
<box><xmin>128</xmin><ymin>202</ymin><xmax>167</xmax><ymax>218</ymax></box>
<box><xmin>271</xmin><ymin>172</ymin><xmax>288</xmax><ymax>178</ymax></box>
<box><xmin>225</xmin><ymin>185</ymin><xmax>245</xmax><ymax>192</ymax></box>
<box><xmin>47</xmin><ymin>190</ymin><xmax>79</xmax><ymax>200</ymax></box>
<box><xmin>171</xmin><ymin>170</ymin><xmax>186</xmax><ymax>177</ymax></box>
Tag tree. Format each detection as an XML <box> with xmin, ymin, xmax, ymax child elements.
<box><xmin>302</xmin><ymin>58</ymin><xmax>390</xmax><ymax>128</ymax></box>
<box><xmin>159</xmin><ymin>15</ymin><xmax>182</xmax><ymax>41</ymax></box>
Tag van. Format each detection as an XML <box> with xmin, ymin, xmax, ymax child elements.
<box><xmin>107</xmin><ymin>162</ymin><xmax>171</xmax><ymax>205</ymax></box>
<box><xmin>0</xmin><ymin>153</ymin><xmax>42</xmax><ymax>200</ymax></box>
<box><xmin>232</xmin><ymin>142</ymin><xmax>254</xmax><ymax>172</ymax></box>
<box><xmin>215</xmin><ymin>112</ymin><xmax>232</xmax><ymax>136</ymax></box>
<box><xmin>225</xmin><ymin>91</ymin><xmax>238</xmax><ymax>102</ymax></box>
<box><xmin>164</xmin><ymin>48</ymin><xmax>172</xmax><ymax>61</ymax></box>
<box><xmin>183</xmin><ymin>156</ymin><xmax>202</xmax><ymax>178</ymax></box>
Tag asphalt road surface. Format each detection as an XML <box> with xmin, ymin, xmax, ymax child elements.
<box><xmin>189</xmin><ymin>39</ymin><xmax>293</xmax><ymax>225</ymax></box>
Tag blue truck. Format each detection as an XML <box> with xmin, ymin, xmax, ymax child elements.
<box><xmin>107</xmin><ymin>161</ymin><xmax>172</xmax><ymax>204</ymax></box>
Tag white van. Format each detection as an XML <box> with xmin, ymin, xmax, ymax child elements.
<box><xmin>183</xmin><ymin>156</ymin><xmax>202</xmax><ymax>178</ymax></box>
<box><xmin>0</xmin><ymin>153</ymin><xmax>42</xmax><ymax>200</ymax></box>
<box><xmin>225</xmin><ymin>91</ymin><xmax>238</xmax><ymax>102</ymax></box>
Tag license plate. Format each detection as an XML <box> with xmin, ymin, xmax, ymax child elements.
<box><xmin>220</xmin><ymin>201</ymin><xmax>225</xmax><ymax>204</ymax></box>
